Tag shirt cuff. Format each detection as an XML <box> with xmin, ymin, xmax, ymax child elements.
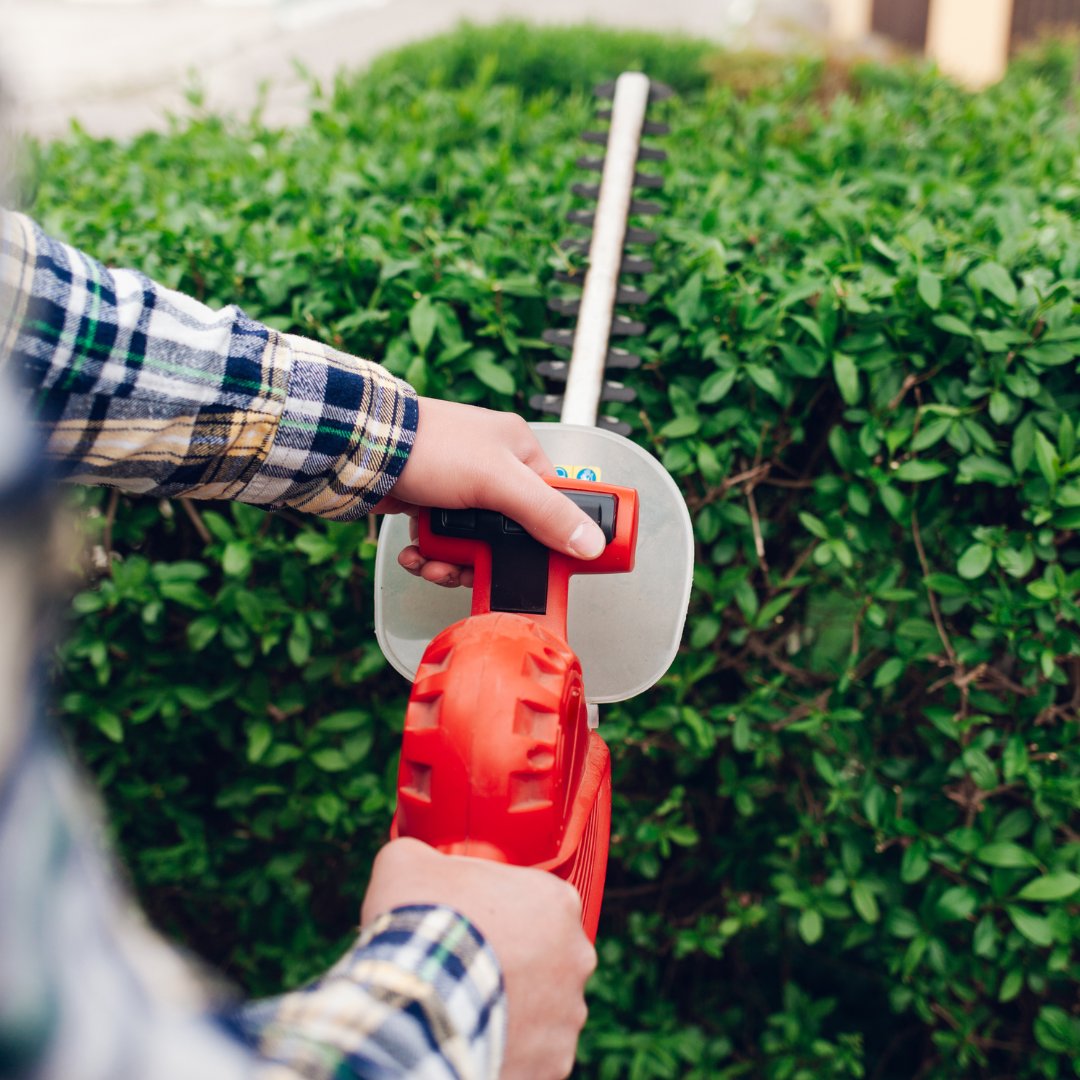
<box><xmin>234</xmin><ymin>905</ymin><xmax>506</xmax><ymax>1080</ymax></box>
<box><xmin>238</xmin><ymin>332</ymin><xmax>418</xmax><ymax>521</ymax></box>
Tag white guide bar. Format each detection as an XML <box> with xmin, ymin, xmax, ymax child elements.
<box><xmin>559</xmin><ymin>72</ymin><xmax>650</xmax><ymax>427</ymax></box>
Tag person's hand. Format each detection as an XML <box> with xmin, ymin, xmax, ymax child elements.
<box><xmin>361</xmin><ymin>837</ymin><xmax>596</xmax><ymax>1080</ymax></box>
<box><xmin>372</xmin><ymin>398</ymin><xmax>607</xmax><ymax>587</ymax></box>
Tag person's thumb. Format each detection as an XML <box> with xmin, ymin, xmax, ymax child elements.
<box><xmin>485</xmin><ymin>462</ymin><xmax>607</xmax><ymax>559</ymax></box>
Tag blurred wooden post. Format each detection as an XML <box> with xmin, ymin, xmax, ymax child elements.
<box><xmin>829</xmin><ymin>0</ymin><xmax>873</xmax><ymax>41</ymax></box>
<box><xmin>926</xmin><ymin>0</ymin><xmax>1015</xmax><ymax>86</ymax></box>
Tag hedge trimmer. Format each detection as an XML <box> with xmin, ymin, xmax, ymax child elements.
<box><xmin>374</xmin><ymin>73</ymin><xmax>693</xmax><ymax>941</ymax></box>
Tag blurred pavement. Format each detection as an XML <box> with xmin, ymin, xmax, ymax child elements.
<box><xmin>0</xmin><ymin>0</ymin><xmax>828</xmax><ymax>140</ymax></box>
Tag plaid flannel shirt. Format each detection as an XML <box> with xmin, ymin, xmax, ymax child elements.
<box><xmin>0</xmin><ymin>210</ymin><xmax>418</xmax><ymax>518</ymax></box>
<box><xmin>0</xmin><ymin>211</ymin><xmax>508</xmax><ymax>1080</ymax></box>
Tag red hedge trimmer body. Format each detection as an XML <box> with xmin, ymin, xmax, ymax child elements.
<box><xmin>392</xmin><ymin>480</ymin><xmax>638</xmax><ymax>939</ymax></box>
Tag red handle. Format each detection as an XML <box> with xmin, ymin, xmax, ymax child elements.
<box><xmin>416</xmin><ymin>477</ymin><xmax>639</xmax><ymax>640</ymax></box>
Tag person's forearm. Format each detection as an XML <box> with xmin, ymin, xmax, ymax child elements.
<box><xmin>0</xmin><ymin>210</ymin><xmax>416</xmax><ymax>520</ymax></box>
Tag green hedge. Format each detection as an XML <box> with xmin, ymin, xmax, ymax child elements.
<box><xmin>32</xmin><ymin>25</ymin><xmax>1080</xmax><ymax>1079</ymax></box>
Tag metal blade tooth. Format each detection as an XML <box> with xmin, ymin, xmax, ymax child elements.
<box><xmin>598</xmin><ymin>415</ymin><xmax>633</xmax><ymax>436</ymax></box>
<box><xmin>566</xmin><ymin>209</ymin><xmax>595</xmax><ymax>226</ymax></box>
<box><xmin>537</xmin><ymin>360</ymin><xmax>569</xmax><ymax>382</ymax></box>
<box><xmin>625</xmin><ymin>227</ymin><xmax>659</xmax><ymax>245</ymax></box>
<box><xmin>616</xmin><ymin>285</ymin><xmax>649</xmax><ymax>305</ymax></box>
<box><xmin>542</xmin><ymin>328</ymin><xmax>575</xmax><ymax>348</ymax></box>
<box><xmin>621</xmin><ymin>254</ymin><xmax>655</xmax><ymax>274</ymax></box>
<box><xmin>606</xmin><ymin>348</ymin><xmax>642</xmax><ymax>369</ymax></box>
<box><xmin>601</xmin><ymin>381</ymin><xmax>637</xmax><ymax>403</ymax></box>
<box><xmin>529</xmin><ymin>393</ymin><xmax>564</xmax><ymax>415</ymax></box>
<box><xmin>547</xmin><ymin>297</ymin><xmax>580</xmax><ymax>316</ymax></box>
<box><xmin>634</xmin><ymin>171</ymin><xmax>663</xmax><ymax>189</ymax></box>
<box><xmin>581</xmin><ymin>131</ymin><xmax>609</xmax><ymax>146</ymax></box>
<box><xmin>559</xmin><ymin>237</ymin><xmax>590</xmax><ymax>253</ymax></box>
<box><xmin>638</xmin><ymin>146</ymin><xmax>667</xmax><ymax>163</ymax></box>
<box><xmin>572</xmin><ymin>182</ymin><xmax>599</xmax><ymax>199</ymax></box>
<box><xmin>630</xmin><ymin>199</ymin><xmax>663</xmax><ymax>215</ymax></box>
<box><xmin>597</xmin><ymin>109</ymin><xmax>670</xmax><ymax>135</ymax></box>
<box><xmin>576</xmin><ymin>155</ymin><xmax>605</xmax><ymax>172</ymax></box>
<box><xmin>611</xmin><ymin>316</ymin><xmax>646</xmax><ymax>337</ymax></box>
<box><xmin>553</xmin><ymin>269</ymin><xmax>583</xmax><ymax>284</ymax></box>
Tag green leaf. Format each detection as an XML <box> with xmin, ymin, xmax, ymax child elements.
<box><xmin>311</xmin><ymin>748</ymin><xmax>350</xmax><ymax>772</ymax></box>
<box><xmin>832</xmin><ymin>351</ymin><xmax>860</xmax><ymax>405</ymax></box>
<box><xmin>957</xmin><ymin>542</ymin><xmax>993</xmax><ymax>580</ymax></box>
<box><xmin>1006</xmin><ymin>905</ymin><xmax>1054</xmax><ymax>946</ymax></box>
<box><xmin>936</xmin><ymin>886</ymin><xmax>977</xmax><ymax>921</ymax></box>
<box><xmin>988</xmin><ymin>391</ymin><xmax>1010</xmax><ymax>425</ymax></box>
<box><xmin>851</xmin><ymin>881</ymin><xmax>880</xmax><ymax>924</ymax></box>
<box><xmin>1011</xmin><ymin>414</ymin><xmax>1035</xmax><ymax>474</ymax></box>
<box><xmin>471</xmin><ymin>351</ymin><xmax>515</xmax><ymax>395</ymax></box>
<box><xmin>998</xmin><ymin>969</ymin><xmax>1024</xmax><ymax>1003</ymax></box>
<box><xmin>1016</xmin><ymin>872</ymin><xmax>1080</xmax><ymax>902</ymax></box>
<box><xmin>1034</xmin><ymin>429</ymin><xmax>1059</xmax><ymax>486</ymax></box>
<box><xmin>671</xmin><ymin>271</ymin><xmax>703</xmax><ymax>330</ymax></box>
<box><xmin>409</xmin><ymin>295</ymin><xmax>437</xmax><ymax>353</ymax></box>
<box><xmin>247</xmin><ymin>722</ymin><xmax>273</xmax><ymax>763</ymax></box>
<box><xmin>745</xmin><ymin>363</ymin><xmax>784</xmax><ymax>400</ymax></box>
<box><xmin>659</xmin><ymin>414</ymin><xmax>701</xmax><ymax>439</ymax></box>
<box><xmin>798</xmin><ymin>512</ymin><xmax>829</xmax><ymax>539</ymax></box>
<box><xmin>222</xmin><ymin>541</ymin><xmax>252</xmax><ymax>578</ymax></box>
<box><xmin>186</xmin><ymin>615</ymin><xmax>219</xmax><ymax>651</ymax></box>
<box><xmin>287</xmin><ymin>613</ymin><xmax>312</xmax><ymax>667</ymax></box>
<box><xmin>901</xmin><ymin>842</ymin><xmax>931</xmax><ymax>884</ymax></box>
<box><xmin>699</xmin><ymin>368</ymin><xmax>737</xmax><ymax>404</ymax></box>
<box><xmin>798</xmin><ymin>909</ymin><xmax>823</xmax><ymax>945</ymax></box>
<box><xmin>315</xmin><ymin>793</ymin><xmax>344</xmax><ymax>825</ymax></box>
<box><xmin>893</xmin><ymin>459</ymin><xmax>948</xmax><ymax>482</ymax></box>
<box><xmin>93</xmin><ymin>711</ymin><xmax>124</xmax><ymax>743</ymax></box>
<box><xmin>916</xmin><ymin>269</ymin><xmax>942</xmax><ymax>310</ymax></box>
<box><xmin>968</xmin><ymin>261</ymin><xmax>1017</xmax><ymax>306</ymax></box>
<box><xmin>318</xmin><ymin>710</ymin><xmax>368</xmax><ymax>732</ymax></box>
<box><xmin>933</xmin><ymin>313</ymin><xmax>973</xmax><ymax>338</ymax></box>
<box><xmin>872</xmin><ymin>656</ymin><xmax>904</xmax><ymax>689</ymax></box>
<box><xmin>976</xmin><ymin>842</ymin><xmax>1038</xmax><ymax>869</ymax></box>
<box><xmin>1027</xmin><ymin>579</ymin><xmax>1057</xmax><ymax>600</ymax></box>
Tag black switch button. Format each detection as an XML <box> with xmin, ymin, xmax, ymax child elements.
<box><xmin>564</xmin><ymin>491</ymin><xmax>616</xmax><ymax>542</ymax></box>
<box><xmin>441</xmin><ymin>509</ymin><xmax>477</xmax><ymax>531</ymax></box>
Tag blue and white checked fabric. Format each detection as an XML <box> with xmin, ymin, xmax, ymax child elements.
<box><xmin>0</xmin><ymin>210</ymin><xmax>417</xmax><ymax>520</ymax></box>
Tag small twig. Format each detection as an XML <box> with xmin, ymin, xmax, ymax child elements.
<box><xmin>747</xmin><ymin>484</ymin><xmax>768</xmax><ymax>574</ymax></box>
<box><xmin>911</xmin><ymin>508</ymin><xmax>957</xmax><ymax>665</ymax></box>
<box><xmin>180</xmin><ymin>498</ymin><xmax>212</xmax><ymax>546</ymax></box>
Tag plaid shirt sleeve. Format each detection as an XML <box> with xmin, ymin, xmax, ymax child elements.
<box><xmin>234</xmin><ymin>907</ymin><xmax>506</xmax><ymax>1080</ymax></box>
<box><xmin>0</xmin><ymin>209</ymin><xmax>417</xmax><ymax>520</ymax></box>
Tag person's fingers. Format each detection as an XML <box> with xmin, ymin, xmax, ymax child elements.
<box><xmin>398</xmin><ymin>546</ymin><xmax>473</xmax><ymax>587</ymax></box>
<box><xmin>480</xmin><ymin>460</ymin><xmax>606</xmax><ymax>559</ymax></box>
<box><xmin>398</xmin><ymin>546</ymin><xmax>424</xmax><ymax>575</ymax></box>
<box><xmin>420</xmin><ymin>560</ymin><xmax>464</xmax><ymax>587</ymax></box>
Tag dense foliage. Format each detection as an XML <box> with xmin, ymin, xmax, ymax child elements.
<box><xmin>30</xmin><ymin>25</ymin><xmax>1080</xmax><ymax>1079</ymax></box>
